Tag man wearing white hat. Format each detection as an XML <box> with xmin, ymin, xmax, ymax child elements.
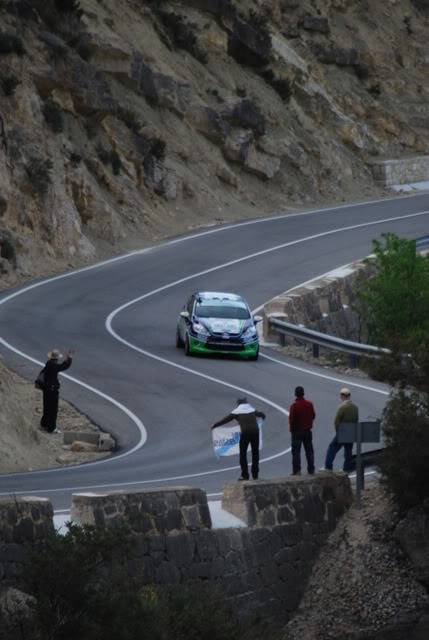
<box><xmin>40</xmin><ymin>349</ymin><xmax>74</xmax><ymax>433</ymax></box>
<box><xmin>324</xmin><ymin>387</ymin><xmax>358</xmax><ymax>472</ymax></box>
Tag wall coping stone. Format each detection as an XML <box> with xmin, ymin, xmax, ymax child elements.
<box><xmin>222</xmin><ymin>473</ymin><xmax>353</xmax><ymax>527</ymax></box>
<box><xmin>71</xmin><ymin>486</ymin><xmax>212</xmax><ymax>533</ymax></box>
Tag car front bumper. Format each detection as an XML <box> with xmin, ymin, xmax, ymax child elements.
<box><xmin>188</xmin><ymin>335</ymin><xmax>259</xmax><ymax>357</ymax></box>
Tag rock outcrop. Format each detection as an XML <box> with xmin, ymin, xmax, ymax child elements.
<box><xmin>0</xmin><ymin>0</ymin><xmax>429</xmax><ymax>285</ymax></box>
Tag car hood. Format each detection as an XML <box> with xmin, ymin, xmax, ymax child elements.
<box><xmin>200</xmin><ymin>318</ymin><xmax>245</xmax><ymax>334</ymax></box>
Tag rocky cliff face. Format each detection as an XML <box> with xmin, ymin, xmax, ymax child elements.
<box><xmin>0</xmin><ymin>0</ymin><xmax>429</xmax><ymax>284</ymax></box>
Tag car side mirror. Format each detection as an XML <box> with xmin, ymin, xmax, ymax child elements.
<box><xmin>253</xmin><ymin>315</ymin><xmax>263</xmax><ymax>324</ymax></box>
<box><xmin>180</xmin><ymin>310</ymin><xmax>190</xmax><ymax>320</ymax></box>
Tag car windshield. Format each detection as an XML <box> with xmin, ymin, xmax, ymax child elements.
<box><xmin>196</xmin><ymin>304</ymin><xmax>250</xmax><ymax>320</ymax></box>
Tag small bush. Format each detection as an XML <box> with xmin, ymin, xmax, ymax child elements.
<box><xmin>248</xmin><ymin>8</ymin><xmax>270</xmax><ymax>30</ymax></box>
<box><xmin>0</xmin><ymin>31</ymin><xmax>25</xmax><ymax>56</ymax></box>
<box><xmin>0</xmin><ymin>235</ymin><xmax>16</xmax><ymax>265</ymax></box>
<box><xmin>380</xmin><ymin>389</ymin><xmax>429</xmax><ymax>511</ymax></box>
<box><xmin>42</xmin><ymin>99</ymin><xmax>64</xmax><ymax>133</ymax></box>
<box><xmin>110</xmin><ymin>150</ymin><xmax>122</xmax><ymax>175</ymax></box>
<box><xmin>19</xmin><ymin>523</ymin><xmax>255</xmax><ymax>640</ymax></box>
<box><xmin>25</xmin><ymin>157</ymin><xmax>53</xmax><ymax>197</ymax></box>
<box><xmin>157</xmin><ymin>10</ymin><xmax>208</xmax><ymax>63</ymax></box>
<box><xmin>260</xmin><ymin>69</ymin><xmax>291</xmax><ymax>101</ymax></box>
<box><xmin>70</xmin><ymin>151</ymin><xmax>82</xmax><ymax>166</ymax></box>
<box><xmin>56</xmin><ymin>0</ymin><xmax>83</xmax><ymax>16</ymax></box>
<box><xmin>0</xmin><ymin>74</ymin><xmax>19</xmax><ymax>96</ymax></box>
<box><xmin>96</xmin><ymin>145</ymin><xmax>122</xmax><ymax>175</ymax></box>
<box><xmin>117</xmin><ymin>106</ymin><xmax>143</xmax><ymax>134</ymax></box>
<box><xmin>150</xmin><ymin>137</ymin><xmax>166</xmax><ymax>160</ymax></box>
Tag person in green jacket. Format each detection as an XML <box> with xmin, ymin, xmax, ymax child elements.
<box><xmin>324</xmin><ymin>387</ymin><xmax>358</xmax><ymax>472</ymax></box>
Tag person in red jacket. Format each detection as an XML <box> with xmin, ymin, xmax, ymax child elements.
<box><xmin>289</xmin><ymin>386</ymin><xmax>315</xmax><ymax>475</ymax></box>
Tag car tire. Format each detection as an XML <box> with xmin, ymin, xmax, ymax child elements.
<box><xmin>176</xmin><ymin>328</ymin><xmax>184</xmax><ymax>348</ymax></box>
<box><xmin>184</xmin><ymin>335</ymin><xmax>192</xmax><ymax>356</ymax></box>
<box><xmin>249</xmin><ymin>347</ymin><xmax>259</xmax><ymax>361</ymax></box>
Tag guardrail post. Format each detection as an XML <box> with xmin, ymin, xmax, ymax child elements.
<box><xmin>350</xmin><ymin>354</ymin><xmax>358</xmax><ymax>368</ymax></box>
<box><xmin>280</xmin><ymin>333</ymin><xmax>286</xmax><ymax>347</ymax></box>
<box><xmin>355</xmin><ymin>422</ymin><xmax>362</xmax><ymax>509</ymax></box>
<box><xmin>312</xmin><ymin>343</ymin><xmax>319</xmax><ymax>358</ymax></box>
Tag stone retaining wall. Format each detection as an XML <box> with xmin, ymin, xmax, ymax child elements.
<box><xmin>263</xmin><ymin>258</ymin><xmax>375</xmax><ymax>345</ymax></box>
<box><xmin>370</xmin><ymin>155</ymin><xmax>429</xmax><ymax>186</ymax></box>
<box><xmin>0</xmin><ymin>476</ymin><xmax>352</xmax><ymax>622</ymax></box>
<box><xmin>0</xmin><ymin>497</ymin><xmax>53</xmax><ymax>584</ymax></box>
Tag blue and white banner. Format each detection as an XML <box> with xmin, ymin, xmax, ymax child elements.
<box><xmin>212</xmin><ymin>419</ymin><xmax>264</xmax><ymax>457</ymax></box>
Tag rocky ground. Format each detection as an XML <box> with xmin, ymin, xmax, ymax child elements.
<box><xmin>283</xmin><ymin>485</ymin><xmax>429</xmax><ymax>640</ymax></box>
<box><xmin>271</xmin><ymin>343</ymin><xmax>371</xmax><ymax>379</ymax></box>
<box><xmin>0</xmin><ymin>357</ymin><xmax>109</xmax><ymax>472</ymax></box>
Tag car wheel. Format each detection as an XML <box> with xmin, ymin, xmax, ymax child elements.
<box><xmin>184</xmin><ymin>335</ymin><xmax>192</xmax><ymax>356</ymax></box>
<box><xmin>249</xmin><ymin>347</ymin><xmax>259</xmax><ymax>361</ymax></box>
<box><xmin>176</xmin><ymin>328</ymin><xmax>184</xmax><ymax>348</ymax></box>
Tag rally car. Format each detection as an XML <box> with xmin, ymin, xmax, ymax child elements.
<box><xmin>176</xmin><ymin>291</ymin><xmax>261</xmax><ymax>360</ymax></box>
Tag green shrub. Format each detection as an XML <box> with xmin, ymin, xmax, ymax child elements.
<box><xmin>25</xmin><ymin>157</ymin><xmax>53</xmax><ymax>196</ymax></box>
<box><xmin>0</xmin><ymin>235</ymin><xmax>16</xmax><ymax>265</ymax></box>
<box><xmin>19</xmin><ymin>523</ymin><xmax>257</xmax><ymax>640</ymax></box>
<box><xmin>356</xmin><ymin>233</ymin><xmax>429</xmax><ymax>349</ymax></box>
<box><xmin>260</xmin><ymin>69</ymin><xmax>291</xmax><ymax>101</ymax></box>
<box><xmin>0</xmin><ymin>74</ymin><xmax>19</xmax><ymax>96</ymax></box>
<box><xmin>0</xmin><ymin>31</ymin><xmax>25</xmax><ymax>56</ymax></box>
<box><xmin>117</xmin><ymin>107</ymin><xmax>143</xmax><ymax>134</ymax></box>
<box><xmin>96</xmin><ymin>145</ymin><xmax>122</xmax><ymax>175</ymax></box>
<box><xmin>42</xmin><ymin>99</ymin><xmax>64</xmax><ymax>133</ymax></box>
<box><xmin>380</xmin><ymin>389</ymin><xmax>429</xmax><ymax>511</ymax></box>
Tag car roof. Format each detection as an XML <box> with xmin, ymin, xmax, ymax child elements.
<box><xmin>196</xmin><ymin>291</ymin><xmax>245</xmax><ymax>303</ymax></box>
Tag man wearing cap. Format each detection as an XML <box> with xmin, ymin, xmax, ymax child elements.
<box><xmin>211</xmin><ymin>397</ymin><xmax>265</xmax><ymax>480</ymax></box>
<box><xmin>289</xmin><ymin>386</ymin><xmax>316</xmax><ymax>475</ymax></box>
<box><xmin>40</xmin><ymin>349</ymin><xmax>74</xmax><ymax>434</ymax></box>
<box><xmin>324</xmin><ymin>387</ymin><xmax>358</xmax><ymax>472</ymax></box>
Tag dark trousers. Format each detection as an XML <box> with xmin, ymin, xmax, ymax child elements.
<box><xmin>325</xmin><ymin>435</ymin><xmax>353</xmax><ymax>471</ymax></box>
<box><xmin>291</xmin><ymin>429</ymin><xmax>315</xmax><ymax>474</ymax></box>
<box><xmin>41</xmin><ymin>388</ymin><xmax>59</xmax><ymax>433</ymax></box>
<box><xmin>240</xmin><ymin>431</ymin><xmax>259</xmax><ymax>479</ymax></box>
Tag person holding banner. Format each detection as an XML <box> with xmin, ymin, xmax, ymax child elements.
<box><xmin>211</xmin><ymin>397</ymin><xmax>265</xmax><ymax>480</ymax></box>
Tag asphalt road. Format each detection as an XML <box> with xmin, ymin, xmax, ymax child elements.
<box><xmin>0</xmin><ymin>194</ymin><xmax>428</xmax><ymax>512</ymax></box>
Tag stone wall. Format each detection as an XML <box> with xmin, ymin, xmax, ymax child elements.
<box><xmin>263</xmin><ymin>258</ymin><xmax>375</xmax><ymax>345</ymax></box>
<box><xmin>0</xmin><ymin>497</ymin><xmax>53</xmax><ymax>584</ymax></box>
<box><xmin>370</xmin><ymin>155</ymin><xmax>429</xmax><ymax>187</ymax></box>
<box><xmin>0</xmin><ymin>475</ymin><xmax>352</xmax><ymax>622</ymax></box>
<box><xmin>71</xmin><ymin>487</ymin><xmax>212</xmax><ymax>533</ymax></box>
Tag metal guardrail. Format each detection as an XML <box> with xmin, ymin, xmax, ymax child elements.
<box><xmin>350</xmin><ymin>448</ymin><xmax>384</xmax><ymax>470</ymax></box>
<box><xmin>350</xmin><ymin>448</ymin><xmax>384</xmax><ymax>490</ymax></box>
<box><xmin>268</xmin><ymin>235</ymin><xmax>428</xmax><ymax>366</ymax></box>
<box><xmin>268</xmin><ymin>316</ymin><xmax>390</xmax><ymax>366</ymax></box>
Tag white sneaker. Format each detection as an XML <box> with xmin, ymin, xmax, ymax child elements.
<box><xmin>53</xmin><ymin>428</ymin><xmax>62</xmax><ymax>434</ymax></box>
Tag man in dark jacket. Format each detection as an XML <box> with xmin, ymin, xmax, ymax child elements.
<box><xmin>289</xmin><ymin>386</ymin><xmax>316</xmax><ymax>475</ymax></box>
<box><xmin>40</xmin><ymin>349</ymin><xmax>73</xmax><ymax>433</ymax></box>
<box><xmin>211</xmin><ymin>397</ymin><xmax>265</xmax><ymax>481</ymax></box>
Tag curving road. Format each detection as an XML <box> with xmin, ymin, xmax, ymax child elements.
<box><xmin>0</xmin><ymin>194</ymin><xmax>428</xmax><ymax>511</ymax></box>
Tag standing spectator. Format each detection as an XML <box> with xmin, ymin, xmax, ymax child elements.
<box><xmin>324</xmin><ymin>387</ymin><xmax>359</xmax><ymax>472</ymax></box>
<box><xmin>40</xmin><ymin>349</ymin><xmax>73</xmax><ymax>434</ymax></box>
<box><xmin>211</xmin><ymin>397</ymin><xmax>265</xmax><ymax>480</ymax></box>
<box><xmin>289</xmin><ymin>386</ymin><xmax>316</xmax><ymax>475</ymax></box>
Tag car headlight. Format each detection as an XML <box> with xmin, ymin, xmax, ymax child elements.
<box><xmin>192</xmin><ymin>322</ymin><xmax>209</xmax><ymax>336</ymax></box>
<box><xmin>242</xmin><ymin>326</ymin><xmax>257</xmax><ymax>340</ymax></box>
